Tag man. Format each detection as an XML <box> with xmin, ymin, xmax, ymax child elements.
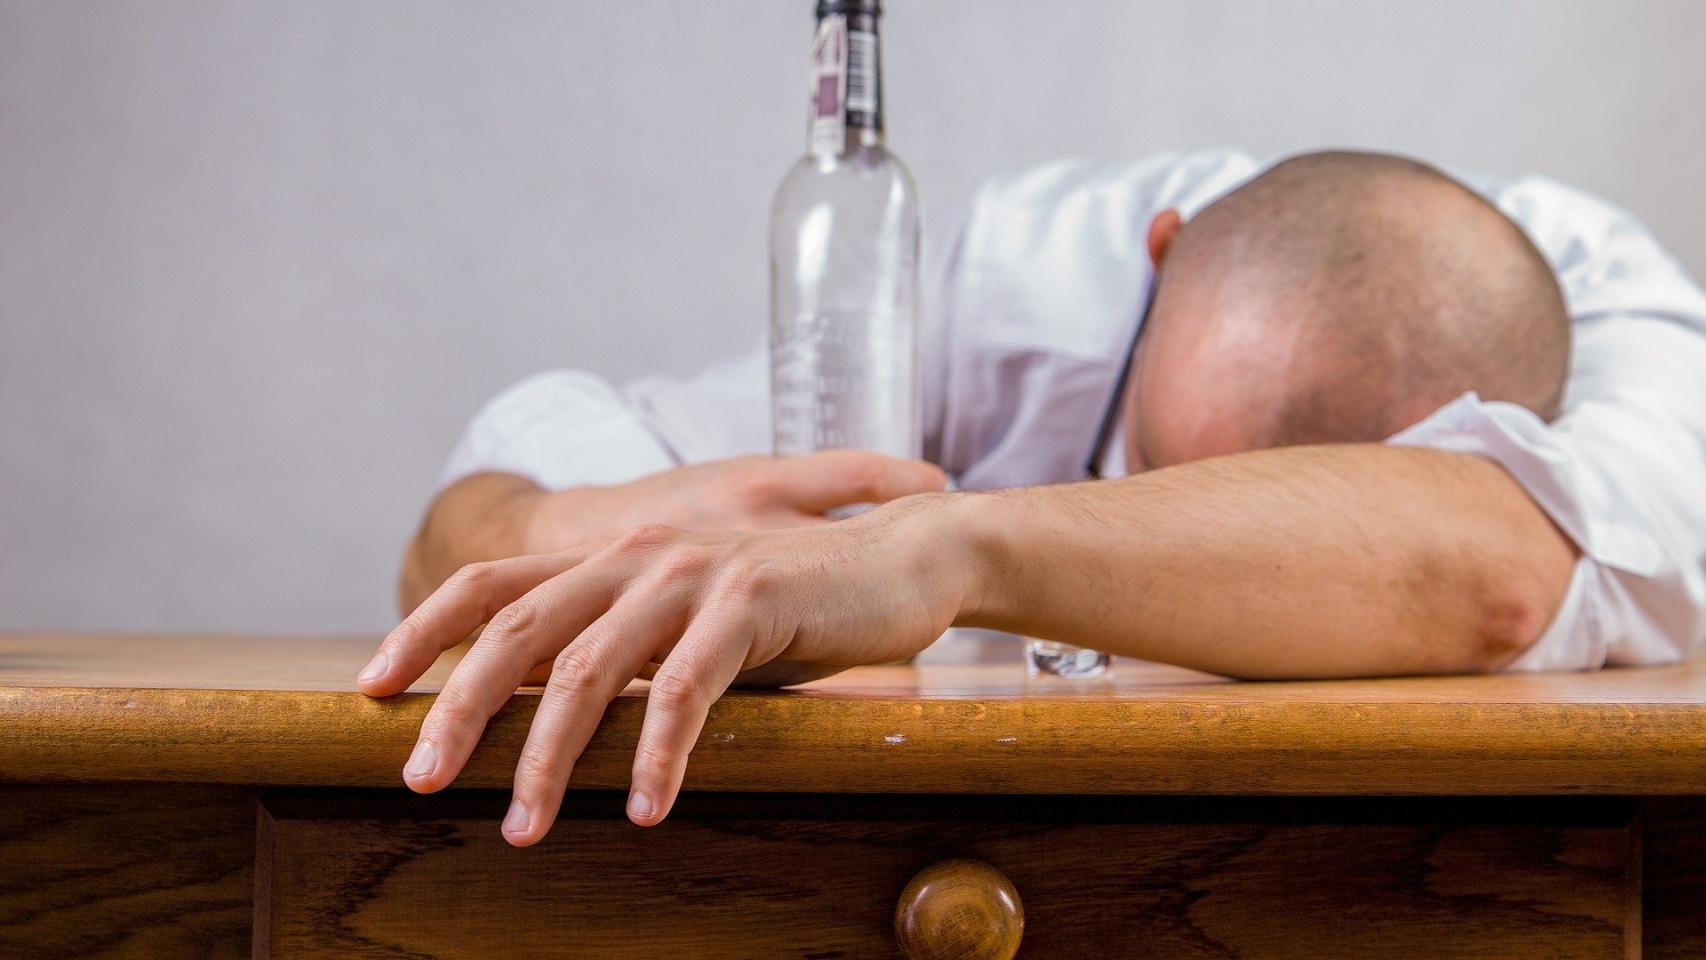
<box><xmin>359</xmin><ymin>150</ymin><xmax>1706</xmax><ymax>848</ymax></box>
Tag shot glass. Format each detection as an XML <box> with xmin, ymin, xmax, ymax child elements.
<box><xmin>1024</xmin><ymin>639</ymin><xmax>1112</xmax><ymax>678</ymax></box>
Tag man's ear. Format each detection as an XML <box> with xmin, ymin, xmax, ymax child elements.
<box><xmin>1147</xmin><ymin>209</ymin><xmax>1183</xmax><ymax>267</ymax></box>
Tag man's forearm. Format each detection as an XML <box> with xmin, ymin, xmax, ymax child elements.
<box><xmin>398</xmin><ymin>473</ymin><xmax>548</xmax><ymax>615</ymax></box>
<box><xmin>949</xmin><ymin>444</ymin><xmax>1578</xmax><ymax>679</ymax></box>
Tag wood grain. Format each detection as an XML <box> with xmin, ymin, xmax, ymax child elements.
<box><xmin>0</xmin><ymin>784</ymin><xmax>255</xmax><ymax>959</ymax></box>
<box><xmin>4</xmin><ymin>633</ymin><xmax>1706</xmax><ymax>795</ymax></box>
<box><xmin>255</xmin><ymin>792</ymin><xmax>1638</xmax><ymax>959</ymax></box>
<box><xmin>0</xmin><ymin>636</ymin><xmax>1692</xmax><ymax>957</ymax></box>
<box><xmin>894</xmin><ymin>858</ymin><xmax>1024</xmax><ymax>960</ymax></box>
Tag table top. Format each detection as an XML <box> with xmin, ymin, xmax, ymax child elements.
<box><xmin>3</xmin><ymin>632</ymin><xmax>1705</xmax><ymax>795</ymax></box>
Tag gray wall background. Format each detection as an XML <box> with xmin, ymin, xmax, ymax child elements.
<box><xmin>3</xmin><ymin>1</ymin><xmax>1703</xmax><ymax>632</ymax></box>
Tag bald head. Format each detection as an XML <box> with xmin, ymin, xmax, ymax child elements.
<box><xmin>1128</xmin><ymin>151</ymin><xmax>1570</xmax><ymax>469</ymax></box>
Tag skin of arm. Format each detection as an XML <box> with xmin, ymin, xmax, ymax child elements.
<box><xmin>954</xmin><ymin>443</ymin><xmax>1578</xmax><ymax>679</ymax></box>
<box><xmin>399</xmin><ymin>473</ymin><xmax>544</xmax><ymax>616</ymax></box>
<box><xmin>361</xmin><ymin>442</ymin><xmax>1578</xmax><ymax>845</ymax></box>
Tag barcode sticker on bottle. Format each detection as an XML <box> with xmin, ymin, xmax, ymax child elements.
<box><xmin>845</xmin><ymin>30</ymin><xmax>876</xmax><ymax>113</ymax></box>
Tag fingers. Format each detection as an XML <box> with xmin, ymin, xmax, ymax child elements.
<box><xmin>358</xmin><ymin>551</ymin><xmax>588</xmax><ymax>697</ymax></box>
<box><xmin>525</xmin><ymin>657</ymin><xmax>662</xmax><ymax>686</ymax></box>
<box><xmin>502</xmin><ymin>591</ymin><xmax>684</xmax><ymax>846</ymax></box>
<box><xmin>776</xmin><ymin>450</ymin><xmax>947</xmax><ymax>513</ymax></box>
<box><xmin>625</xmin><ymin>605</ymin><xmax>753</xmax><ymax>826</ymax></box>
<box><xmin>401</xmin><ymin>557</ymin><xmax>630</xmax><ymax>795</ymax></box>
<box><xmin>752</xmin><ymin>509</ymin><xmax>833</xmax><ymax>530</ymax></box>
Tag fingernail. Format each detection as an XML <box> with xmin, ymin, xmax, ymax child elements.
<box><xmin>628</xmin><ymin>791</ymin><xmax>654</xmax><ymax>822</ymax></box>
<box><xmin>502</xmin><ymin>798</ymin><xmax>531</xmax><ymax>836</ymax></box>
<box><xmin>357</xmin><ymin>652</ymin><xmax>388</xmax><ymax>684</ymax></box>
<box><xmin>404</xmin><ymin>740</ymin><xmax>438</xmax><ymax>780</ymax></box>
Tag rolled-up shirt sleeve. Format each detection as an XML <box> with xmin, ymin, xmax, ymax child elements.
<box><xmin>1390</xmin><ymin>176</ymin><xmax>1706</xmax><ymax>671</ymax></box>
<box><xmin>438</xmin><ymin>345</ymin><xmax>772</xmax><ymax>493</ymax></box>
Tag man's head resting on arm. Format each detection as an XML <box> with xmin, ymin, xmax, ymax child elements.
<box><xmin>1125</xmin><ymin>150</ymin><xmax>1572</xmax><ymax>471</ymax></box>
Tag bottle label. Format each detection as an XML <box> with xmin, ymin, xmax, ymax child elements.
<box><xmin>771</xmin><ymin>309</ymin><xmax>920</xmax><ymax>458</ymax></box>
<box><xmin>809</xmin><ymin>15</ymin><xmax>848</xmax><ymax>157</ymax></box>
<box><xmin>845</xmin><ymin>29</ymin><xmax>877</xmax><ymax>115</ymax></box>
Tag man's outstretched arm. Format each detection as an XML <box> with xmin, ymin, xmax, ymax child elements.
<box><xmin>955</xmin><ymin>443</ymin><xmax>1577</xmax><ymax>679</ymax></box>
<box><xmin>401</xmin><ymin>343</ymin><xmax>949</xmax><ymax>615</ymax></box>
<box><xmin>360</xmin><ymin>441</ymin><xmax>1579</xmax><ymax>843</ymax></box>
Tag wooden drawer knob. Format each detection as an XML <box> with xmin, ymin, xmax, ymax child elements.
<box><xmin>893</xmin><ymin>858</ymin><xmax>1024</xmax><ymax>960</ymax></box>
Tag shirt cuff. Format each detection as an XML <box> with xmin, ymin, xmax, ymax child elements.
<box><xmin>438</xmin><ymin>370</ymin><xmax>677</xmax><ymax>493</ymax></box>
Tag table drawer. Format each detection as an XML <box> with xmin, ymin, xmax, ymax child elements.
<box><xmin>255</xmin><ymin>793</ymin><xmax>1636</xmax><ymax>959</ymax></box>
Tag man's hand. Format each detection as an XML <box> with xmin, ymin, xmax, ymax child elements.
<box><xmin>400</xmin><ymin>451</ymin><xmax>947</xmax><ymax>613</ymax></box>
<box><xmin>521</xmin><ymin>451</ymin><xmax>949</xmax><ymax>554</ymax></box>
<box><xmin>363</xmin><ymin>495</ymin><xmax>965</xmax><ymax>846</ymax></box>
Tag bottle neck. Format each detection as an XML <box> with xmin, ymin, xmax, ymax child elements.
<box><xmin>807</xmin><ymin>9</ymin><xmax>884</xmax><ymax>157</ymax></box>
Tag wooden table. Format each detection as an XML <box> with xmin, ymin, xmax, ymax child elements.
<box><xmin>3</xmin><ymin>632</ymin><xmax>1704</xmax><ymax>959</ymax></box>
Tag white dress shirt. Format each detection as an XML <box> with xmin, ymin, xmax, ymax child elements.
<box><xmin>440</xmin><ymin>150</ymin><xmax>1706</xmax><ymax>672</ymax></box>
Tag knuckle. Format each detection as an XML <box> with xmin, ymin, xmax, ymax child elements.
<box><xmin>647</xmin><ymin>671</ymin><xmax>700</xmax><ymax>713</ymax></box>
<box><xmin>432</xmin><ymin>687</ymin><xmax>481</xmax><ymax>727</ymax></box>
<box><xmin>717</xmin><ymin>559</ymin><xmax>776</xmax><ymax>604</ymax></box>
<box><xmin>484</xmin><ymin>599</ymin><xmax>537</xmax><ymax>641</ymax></box>
<box><xmin>617</xmin><ymin>522</ymin><xmax>679</xmax><ymax>552</ymax></box>
<box><xmin>515</xmin><ymin>743</ymin><xmax>562</xmax><ymax>785</ymax></box>
<box><xmin>845</xmin><ymin>460</ymin><xmax>886</xmax><ymax>497</ymax></box>
<box><xmin>549</xmin><ymin>644</ymin><xmax>605</xmax><ymax>696</ymax></box>
<box><xmin>387</xmin><ymin>618</ymin><xmax>423</xmax><ymax>654</ymax></box>
<box><xmin>727</xmin><ymin>470</ymin><xmax>780</xmax><ymax>505</ymax></box>
<box><xmin>656</xmin><ymin>548</ymin><xmax>712</xmax><ymax>584</ymax></box>
<box><xmin>451</xmin><ymin>561</ymin><xmax>495</xmax><ymax>593</ymax></box>
<box><xmin>631</xmin><ymin>740</ymin><xmax>676</xmax><ymax>781</ymax></box>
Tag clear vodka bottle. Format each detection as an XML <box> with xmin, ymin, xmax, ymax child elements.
<box><xmin>769</xmin><ymin>0</ymin><xmax>920</xmax><ymax>461</ymax></box>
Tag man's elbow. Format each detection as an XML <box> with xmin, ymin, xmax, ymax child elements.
<box><xmin>1452</xmin><ymin>473</ymin><xmax>1580</xmax><ymax>674</ymax></box>
<box><xmin>1459</xmin><ymin>577</ymin><xmax>1559</xmax><ymax>673</ymax></box>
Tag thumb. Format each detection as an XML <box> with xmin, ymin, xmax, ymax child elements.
<box><xmin>772</xmin><ymin>449</ymin><xmax>947</xmax><ymax>512</ymax></box>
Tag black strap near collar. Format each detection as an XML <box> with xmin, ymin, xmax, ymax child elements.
<box><xmin>1084</xmin><ymin>278</ymin><xmax>1158</xmax><ymax>480</ymax></box>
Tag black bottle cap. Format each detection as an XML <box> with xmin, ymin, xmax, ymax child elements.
<box><xmin>816</xmin><ymin>0</ymin><xmax>881</xmax><ymax>16</ymax></box>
